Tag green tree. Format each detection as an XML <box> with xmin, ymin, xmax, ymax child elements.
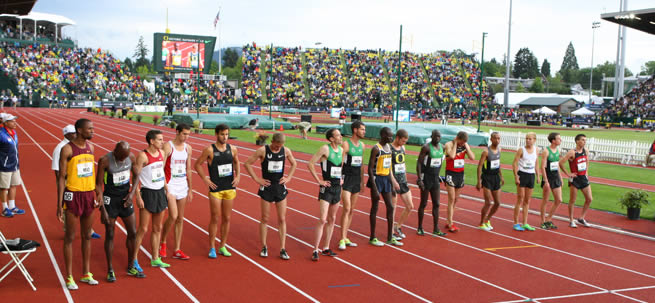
<box><xmin>222</xmin><ymin>48</ymin><xmax>239</xmax><ymax>68</ymax></box>
<box><xmin>530</xmin><ymin>77</ymin><xmax>544</xmax><ymax>93</ymax></box>
<box><xmin>136</xmin><ymin>65</ymin><xmax>151</xmax><ymax>79</ymax></box>
<box><xmin>541</xmin><ymin>59</ymin><xmax>551</xmax><ymax>78</ymax></box>
<box><xmin>641</xmin><ymin>61</ymin><xmax>655</xmax><ymax>75</ymax></box>
<box><xmin>515</xmin><ymin>82</ymin><xmax>526</xmax><ymax>92</ymax></box>
<box><xmin>209</xmin><ymin>60</ymin><xmax>219</xmax><ymax>74</ymax></box>
<box><xmin>221</xmin><ymin>57</ymin><xmax>243</xmax><ymax>84</ymax></box>
<box><xmin>512</xmin><ymin>47</ymin><xmax>539</xmax><ymax>79</ymax></box>
<box><xmin>133</xmin><ymin>36</ymin><xmax>150</xmax><ymax>68</ymax></box>
<box><xmin>483</xmin><ymin>58</ymin><xmax>503</xmax><ymax>77</ymax></box>
<box><xmin>559</xmin><ymin>42</ymin><xmax>579</xmax><ymax>83</ymax></box>
<box><xmin>123</xmin><ymin>57</ymin><xmax>134</xmax><ymax>72</ymax></box>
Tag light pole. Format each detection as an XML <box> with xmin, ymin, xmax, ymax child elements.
<box><xmin>589</xmin><ymin>21</ymin><xmax>600</xmax><ymax>103</ymax></box>
<box><xmin>503</xmin><ymin>0</ymin><xmax>513</xmax><ymax>109</ymax></box>
<box><xmin>395</xmin><ymin>25</ymin><xmax>402</xmax><ymax>131</ymax></box>
<box><xmin>478</xmin><ymin>32</ymin><xmax>487</xmax><ymax>132</ymax></box>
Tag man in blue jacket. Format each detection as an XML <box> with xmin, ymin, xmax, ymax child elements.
<box><xmin>0</xmin><ymin>114</ymin><xmax>24</xmax><ymax>218</ymax></box>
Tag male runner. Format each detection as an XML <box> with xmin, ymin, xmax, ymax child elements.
<box><xmin>308</xmin><ymin>128</ymin><xmax>343</xmax><ymax>261</ymax></box>
<box><xmin>416</xmin><ymin>130</ymin><xmax>446</xmax><ymax>236</ymax></box>
<box><xmin>390</xmin><ymin>129</ymin><xmax>414</xmax><ymax>239</ymax></box>
<box><xmin>160</xmin><ymin>124</ymin><xmax>193</xmax><ymax>260</ymax></box>
<box><xmin>443</xmin><ymin>131</ymin><xmax>475</xmax><ymax>232</ymax></box>
<box><xmin>133</xmin><ymin>130</ymin><xmax>170</xmax><ymax>271</ymax></box>
<box><xmin>559</xmin><ymin>134</ymin><xmax>593</xmax><ymax>228</ymax></box>
<box><xmin>57</xmin><ymin>118</ymin><xmax>98</xmax><ymax>289</ymax></box>
<box><xmin>512</xmin><ymin>132</ymin><xmax>540</xmax><ymax>231</ymax></box>
<box><xmin>339</xmin><ymin>121</ymin><xmax>365</xmax><ymax>250</ymax></box>
<box><xmin>96</xmin><ymin>141</ymin><xmax>144</xmax><ymax>281</ymax></box>
<box><xmin>171</xmin><ymin>44</ymin><xmax>182</xmax><ymax>67</ymax></box>
<box><xmin>367</xmin><ymin>127</ymin><xmax>402</xmax><ymax>247</ymax></box>
<box><xmin>244</xmin><ymin>133</ymin><xmax>297</xmax><ymax>260</ymax></box>
<box><xmin>476</xmin><ymin>132</ymin><xmax>504</xmax><ymax>231</ymax></box>
<box><xmin>539</xmin><ymin>133</ymin><xmax>564</xmax><ymax>229</ymax></box>
<box><xmin>194</xmin><ymin>124</ymin><xmax>240</xmax><ymax>259</ymax></box>
<box><xmin>0</xmin><ymin>114</ymin><xmax>24</xmax><ymax>218</ymax></box>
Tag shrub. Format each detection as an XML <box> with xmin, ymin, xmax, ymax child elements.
<box><xmin>618</xmin><ymin>190</ymin><xmax>650</xmax><ymax>209</ymax></box>
<box><xmin>192</xmin><ymin>120</ymin><xmax>201</xmax><ymax>129</ymax></box>
<box><xmin>136</xmin><ymin>114</ymin><xmax>142</xmax><ymax>122</ymax></box>
<box><xmin>170</xmin><ymin>120</ymin><xmax>177</xmax><ymax>129</ymax></box>
<box><xmin>153</xmin><ymin>115</ymin><xmax>160</xmax><ymax>125</ymax></box>
<box><xmin>109</xmin><ymin>111</ymin><xmax>115</xmax><ymax>118</ymax></box>
<box><xmin>126</xmin><ymin>113</ymin><xmax>133</xmax><ymax>120</ymax></box>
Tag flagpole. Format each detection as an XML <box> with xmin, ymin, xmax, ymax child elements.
<box><xmin>218</xmin><ymin>6</ymin><xmax>222</xmax><ymax>75</ymax></box>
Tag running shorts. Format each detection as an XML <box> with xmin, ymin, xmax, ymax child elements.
<box><xmin>342</xmin><ymin>174</ymin><xmax>361</xmax><ymax>194</ymax></box>
<box><xmin>318</xmin><ymin>184</ymin><xmax>342</xmax><ymax>205</ymax></box>
<box><xmin>140</xmin><ymin>188</ymin><xmax>168</xmax><ymax>214</ymax></box>
<box><xmin>258</xmin><ymin>183</ymin><xmax>288</xmax><ymax>203</ymax></box>
<box><xmin>63</xmin><ymin>189</ymin><xmax>95</xmax><ymax>217</ymax></box>
<box><xmin>445</xmin><ymin>171</ymin><xmax>465</xmax><ymax>189</ymax></box>
<box><xmin>481</xmin><ymin>173</ymin><xmax>501</xmax><ymax>191</ymax></box>
<box><xmin>569</xmin><ymin>175</ymin><xmax>590</xmax><ymax>190</ymax></box>
<box><xmin>103</xmin><ymin>193</ymin><xmax>134</xmax><ymax>219</ymax></box>
<box><xmin>518</xmin><ymin>171</ymin><xmax>535</xmax><ymax>189</ymax></box>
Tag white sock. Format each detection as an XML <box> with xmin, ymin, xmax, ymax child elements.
<box><xmin>8</xmin><ymin>200</ymin><xmax>15</xmax><ymax>209</ymax></box>
<box><xmin>2</xmin><ymin>202</ymin><xmax>7</xmax><ymax>209</ymax></box>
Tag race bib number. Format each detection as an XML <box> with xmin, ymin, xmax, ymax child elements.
<box><xmin>77</xmin><ymin>162</ymin><xmax>93</xmax><ymax>178</ymax></box>
<box><xmin>454</xmin><ymin>159</ymin><xmax>465</xmax><ymax>168</ymax></box>
<box><xmin>103</xmin><ymin>196</ymin><xmax>111</xmax><ymax>205</ymax></box>
<box><xmin>330</xmin><ymin>166</ymin><xmax>342</xmax><ymax>179</ymax></box>
<box><xmin>63</xmin><ymin>192</ymin><xmax>73</xmax><ymax>201</ymax></box>
<box><xmin>268</xmin><ymin>161</ymin><xmax>283</xmax><ymax>173</ymax></box>
<box><xmin>112</xmin><ymin>170</ymin><xmax>130</xmax><ymax>185</ymax></box>
<box><xmin>430</xmin><ymin>158</ymin><xmax>442</xmax><ymax>168</ymax></box>
<box><xmin>577</xmin><ymin>161</ymin><xmax>587</xmax><ymax>172</ymax></box>
<box><xmin>218</xmin><ymin>164</ymin><xmax>233</xmax><ymax>177</ymax></box>
<box><xmin>522</xmin><ymin>160</ymin><xmax>534</xmax><ymax>170</ymax></box>
<box><xmin>351</xmin><ymin>156</ymin><xmax>362</xmax><ymax>167</ymax></box>
<box><xmin>490</xmin><ymin>159</ymin><xmax>500</xmax><ymax>169</ymax></box>
<box><xmin>394</xmin><ymin>163</ymin><xmax>406</xmax><ymax>173</ymax></box>
<box><xmin>382</xmin><ymin>157</ymin><xmax>391</xmax><ymax>168</ymax></box>
<box><xmin>549</xmin><ymin>162</ymin><xmax>559</xmax><ymax>171</ymax></box>
<box><xmin>152</xmin><ymin>167</ymin><xmax>164</xmax><ymax>183</ymax></box>
<box><xmin>172</xmin><ymin>163</ymin><xmax>186</xmax><ymax>178</ymax></box>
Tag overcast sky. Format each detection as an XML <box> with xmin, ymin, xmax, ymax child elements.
<box><xmin>34</xmin><ymin>0</ymin><xmax>654</xmax><ymax>76</ymax></box>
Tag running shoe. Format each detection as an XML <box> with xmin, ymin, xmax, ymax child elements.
<box><xmin>1</xmin><ymin>208</ymin><xmax>13</xmax><ymax>218</ymax></box>
<box><xmin>338</xmin><ymin>239</ymin><xmax>347</xmax><ymax>251</ymax></box>
<box><xmin>106</xmin><ymin>271</ymin><xmax>116</xmax><ymax>283</ymax></box>
<box><xmin>369</xmin><ymin>238</ymin><xmax>384</xmax><ymax>247</ymax></box>
<box><xmin>577</xmin><ymin>218</ymin><xmax>591</xmax><ymax>227</ymax></box>
<box><xmin>10</xmin><ymin>207</ymin><xmax>24</xmax><ymax>215</ymax></box>
<box><xmin>127</xmin><ymin>267</ymin><xmax>146</xmax><ymax>278</ymax></box>
<box><xmin>446</xmin><ymin>224</ymin><xmax>459</xmax><ymax>233</ymax></box>
<box><xmin>150</xmin><ymin>257</ymin><xmax>170</xmax><ymax>268</ymax></box>
<box><xmin>311</xmin><ymin>250</ymin><xmax>319</xmax><ymax>261</ymax></box>
<box><xmin>523</xmin><ymin>224</ymin><xmax>536</xmax><ymax>231</ymax></box>
<box><xmin>280</xmin><ymin>249</ymin><xmax>290</xmax><ymax>260</ymax></box>
<box><xmin>395</xmin><ymin>227</ymin><xmax>406</xmax><ymax>239</ymax></box>
<box><xmin>159</xmin><ymin>243</ymin><xmax>167</xmax><ymax>258</ymax></box>
<box><xmin>66</xmin><ymin>276</ymin><xmax>78</xmax><ymax>290</ymax></box>
<box><xmin>392</xmin><ymin>234</ymin><xmax>403</xmax><ymax>241</ymax></box>
<box><xmin>344</xmin><ymin>238</ymin><xmax>357</xmax><ymax>247</ymax></box>
<box><xmin>513</xmin><ymin>224</ymin><xmax>525</xmax><ymax>231</ymax></box>
<box><xmin>173</xmin><ymin>249</ymin><xmax>191</xmax><ymax>260</ymax></box>
<box><xmin>386</xmin><ymin>238</ymin><xmax>404</xmax><ymax>246</ymax></box>
<box><xmin>321</xmin><ymin>249</ymin><xmax>337</xmax><ymax>257</ymax></box>
<box><xmin>208</xmin><ymin>248</ymin><xmax>217</xmax><ymax>259</ymax></box>
<box><xmin>431</xmin><ymin>229</ymin><xmax>447</xmax><ymax>237</ymax></box>
<box><xmin>540</xmin><ymin>222</ymin><xmax>550</xmax><ymax>230</ymax></box>
<box><xmin>485</xmin><ymin>221</ymin><xmax>494</xmax><ymax>231</ymax></box>
<box><xmin>80</xmin><ymin>272</ymin><xmax>99</xmax><ymax>285</ymax></box>
<box><xmin>548</xmin><ymin>222</ymin><xmax>558</xmax><ymax>230</ymax></box>
<box><xmin>416</xmin><ymin>228</ymin><xmax>425</xmax><ymax>236</ymax></box>
<box><xmin>479</xmin><ymin>224</ymin><xmax>491</xmax><ymax>231</ymax></box>
<box><xmin>91</xmin><ymin>232</ymin><xmax>101</xmax><ymax>239</ymax></box>
<box><xmin>218</xmin><ymin>247</ymin><xmax>231</xmax><ymax>257</ymax></box>
<box><xmin>569</xmin><ymin>220</ymin><xmax>578</xmax><ymax>228</ymax></box>
<box><xmin>260</xmin><ymin>246</ymin><xmax>268</xmax><ymax>258</ymax></box>
<box><xmin>132</xmin><ymin>260</ymin><xmax>143</xmax><ymax>273</ymax></box>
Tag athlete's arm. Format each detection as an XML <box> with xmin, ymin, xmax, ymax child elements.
<box><xmin>280</xmin><ymin>147</ymin><xmax>297</xmax><ymax>185</ymax></box>
<box><xmin>133</xmin><ymin>152</ymin><xmax>147</xmax><ymax>209</ymax></box>
<box><xmin>244</xmin><ymin>146</ymin><xmax>269</xmax><ymax>186</ymax></box>
<box><xmin>416</xmin><ymin>144</ymin><xmax>429</xmax><ymax>188</ymax></box>
<box><xmin>512</xmin><ymin>148</ymin><xmax>522</xmax><ymax>185</ymax></box>
<box><xmin>534</xmin><ymin>147</ymin><xmax>541</xmax><ymax>183</ymax></box>
<box><xmin>476</xmin><ymin>149</ymin><xmax>488</xmax><ymax>191</ymax></box>
<box><xmin>559</xmin><ymin>150</ymin><xmax>574</xmax><ymax>178</ymax></box>
<box><xmin>56</xmin><ymin>144</ymin><xmax>72</xmax><ymax>223</ymax></box>
<box><xmin>231</xmin><ymin>145</ymin><xmax>241</xmax><ymax>187</ymax></box>
<box><xmin>185</xmin><ymin>144</ymin><xmax>193</xmax><ymax>203</ymax></box>
<box><xmin>499</xmin><ymin>148</ymin><xmax>505</xmax><ymax>186</ymax></box>
<box><xmin>96</xmin><ymin>156</ymin><xmax>109</xmax><ymax>224</ymax></box>
<box><xmin>368</xmin><ymin>144</ymin><xmax>380</xmax><ymax>192</ymax></box>
<box><xmin>464</xmin><ymin>143</ymin><xmax>475</xmax><ymax>160</ymax></box>
<box><xmin>308</xmin><ymin>145</ymin><xmax>329</xmax><ymax>187</ymax></box>
<box><xmin>445</xmin><ymin>141</ymin><xmax>455</xmax><ymax>159</ymax></box>
<box><xmin>125</xmin><ymin>153</ymin><xmax>138</xmax><ymax>207</ymax></box>
<box><xmin>194</xmin><ymin>146</ymin><xmax>216</xmax><ymax>190</ymax></box>
<box><xmin>540</xmin><ymin>148</ymin><xmax>549</xmax><ymax>187</ymax></box>
<box><xmin>358</xmin><ymin>143</ymin><xmax>366</xmax><ymax>189</ymax></box>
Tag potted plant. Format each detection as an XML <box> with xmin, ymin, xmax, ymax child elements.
<box><xmin>170</xmin><ymin>121</ymin><xmax>177</xmax><ymax>129</ymax></box>
<box><xmin>618</xmin><ymin>190</ymin><xmax>650</xmax><ymax>220</ymax></box>
<box><xmin>254</xmin><ymin>131</ymin><xmax>269</xmax><ymax>146</ymax></box>
<box><xmin>135</xmin><ymin>114</ymin><xmax>142</xmax><ymax>123</ymax></box>
<box><xmin>126</xmin><ymin>113</ymin><xmax>134</xmax><ymax>121</ymax></box>
<box><xmin>192</xmin><ymin>120</ymin><xmax>201</xmax><ymax>134</ymax></box>
<box><xmin>153</xmin><ymin>115</ymin><xmax>160</xmax><ymax>125</ymax></box>
<box><xmin>109</xmin><ymin>111</ymin><xmax>115</xmax><ymax>118</ymax></box>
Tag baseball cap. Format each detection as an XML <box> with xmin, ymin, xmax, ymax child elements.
<box><xmin>3</xmin><ymin>114</ymin><xmax>17</xmax><ymax>122</ymax></box>
<box><xmin>63</xmin><ymin>124</ymin><xmax>76</xmax><ymax>135</ymax></box>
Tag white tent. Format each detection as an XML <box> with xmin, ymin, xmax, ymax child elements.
<box><xmin>532</xmin><ymin>106</ymin><xmax>557</xmax><ymax>114</ymax></box>
<box><xmin>571</xmin><ymin>107</ymin><xmax>595</xmax><ymax>116</ymax></box>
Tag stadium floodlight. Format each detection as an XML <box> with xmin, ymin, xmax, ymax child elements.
<box><xmin>590</xmin><ymin>21</ymin><xmax>600</xmax><ymax>103</ymax></box>
<box><xmin>478</xmin><ymin>32</ymin><xmax>487</xmax><ymax>133</ymax></box>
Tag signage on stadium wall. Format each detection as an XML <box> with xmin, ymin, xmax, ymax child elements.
<box><xmin>330</xmin><ymin>108</ymin><xmax>341</xmax><ymax>118</ymax></box>
<box><xmin>229</xmin><ymin>106</ymin><xmax>249</xmax><ymax>115</ymax></box>
<box><xmin>69</xmin><ymin>101</ymin><xmax>102</xmax><ymax>108</ymax></box>
<box><xmin>394</xmin><ymin>110</ymin><xmax>411</xmax><ymax>122</ymax></box>
<box><xmin>134</xmin><ymin>105</ymin><xmax>166</xmax><ymax>112</ymax></box>
<box><xmin>101</xmin><ymin>101</ymin><xmax>134</xmax><ymax>108</ymax></box>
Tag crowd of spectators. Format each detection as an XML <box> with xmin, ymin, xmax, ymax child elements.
<box><xmin>306</xmin><ymin>48</ymin><xmax>347</xmax><ymax>106</ymax></box>
<box><xmin>267</xmin><ymin>47</ymin><xmax>306</xmax><ymax>106</ymax></box>
<box><xmin>241</xmin><ymin>43</ymin><xmax>263</xmax><ymax>102</ymax></box>
<box><xmin>344</xmin><ymin>50</ymin><xmax>389</xmax><ymax>109</ymax></box>
<box><xmin>153</xmin><ymin>74</ymin><xmax>229</xmax><ymax>108</ymax></box>
<box><xmin>384</xmin><ymin>51</ymin><xmax>431</xmax><ymax>109</ymax></box>
<box><xmin>605</xmin><ymin>74</ymin><xmax>655</xmax><ymax>119</ymax></box>
<box><xmin>0</xmin><ymin>19</ymin><xmax>66</xmax><ymax>43</ymax></box>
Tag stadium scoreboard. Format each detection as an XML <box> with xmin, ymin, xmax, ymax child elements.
<box><xmin>153</xmin><ymin>33</ymin><xmax>216</xmax><ymax>73</ymax></box>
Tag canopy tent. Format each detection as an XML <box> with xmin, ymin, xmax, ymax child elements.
<box><xmin>571</xmin><ymin>107</ymin><xmax>595</xmax><ymax>116</ymax></box>
<box><xmin>531</xmin><ymin>106</ymin><xmax>557</xmax><ymax>115</ymax></box>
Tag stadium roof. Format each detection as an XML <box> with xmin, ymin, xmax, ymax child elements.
<box><xmin>0</xmin><ymin>0</ymin><xmax>36</xmax><ymax>15</ymax></box>
<box><xmin>518</xmin><ymin>97</ymin><xmax>577</xmax><ymax>107</ymax></box>
<box><xmin>601</xmin><ymin>8</ymin><xmax>655</xmax><ymax>35</ymax></box>
<box><xmin>0</xmin><ymin>12</ymin><xmax>75</xmax><ymax>26</ymax></box>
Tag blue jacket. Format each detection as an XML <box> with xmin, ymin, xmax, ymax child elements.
<box><xmin>0</xmin><ymin>127</ymin><xmax>18</xmax><ymax>172</ymax></box>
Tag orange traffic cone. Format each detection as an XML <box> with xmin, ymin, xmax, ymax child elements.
<box><xmin>279</xmin><ymin>124</ymin><xmax>284</xmax><ymax>131</ymax></box>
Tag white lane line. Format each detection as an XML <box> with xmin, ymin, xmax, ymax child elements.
<box><xmin>612</xmin><ymin>285</ymin><xmax>655</xmax><ymax>292</ymax></box>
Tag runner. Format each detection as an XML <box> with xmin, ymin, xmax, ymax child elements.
<box><xmin>160</xmin><ymin>124</ymin><xmax>193</xmax><ymax>260</ymax></box>
<box><xmin>390</xmin><ymin>129</ymin><xmax>415</xmax><ymax>239</ymax></box>
<box><xmin>56</xmin><ymin>118</ymin><xmax>98</xmax><ymax>290</ymax></box>
<box><xmin>559</xmin><ymin>134</ymin><xmax>593</xmax><ymax>228</ymax></box>
<box><xmin>443</xmin><ymin>131</ymin><xmax>475</xmax><ymax>232</ymax></box>
<box><xmin>539</xmin><ymin>132</ymin><xmax>564</xmax><ymax>229</ymax></box>
<box><xmin>338</xmin><ymin>121</ymin><xmax>365</xmax><ymax>251</ymax></box>
<box><xmin>367</xmin><ymin>127</ymin><xmax>402</xmax><ymax>247</ymax></box>
<box><xmin>416</xmin><ymin>130</ymin><xmax>446</xmax><ymax>236</ymax></box>
<box><xmin>133</xmin><ymin>129</ymin><xmax>170</xmax><ymax>271</ymax></box>
<box><xmin>0</xmin><ymin>114</ymin><xmax>24</xmax><ymax>218</ymax></box>
<box><xmin>194</xmin><ymin>124</ymin><xmax>240</xmax><ymax>259</ymax></box>
<box><xmin>476</xmin><ymin>132</ymin><xmax>504</xmax><ymax>231</ymax></box>
<box><xmin>512</xmin><ymin>132</ymin><xmax>540</xmax><ymax>231</ymax></box>
<box><xmin>308</xmin><ymin>128</ymin><xmax>343</xmax><ymax>261</ymax></box>
<box><xmin>96</xmin><ymin>141</ymin><xmax>144</xmax><ymax>281</ymax></box>
<box><xmin>244</xmin><ymin>133</ymin><xmax>297</xmax><ymax>260</ymax></box>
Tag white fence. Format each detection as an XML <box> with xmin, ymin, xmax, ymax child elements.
<box><xmin>491</xmin><ymin>130</ymin><xmax>651</xmax><ymax>165</ymax></box>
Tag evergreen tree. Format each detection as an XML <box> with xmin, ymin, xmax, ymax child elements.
<box><xmin>541</xmin><ymin>59</ymin><xmax>551</xmax><ymax>78</ymax></box>
<box><xmin>133</xmin><ymin>36</ymin><xmax>150</xmax><ymax>68</ymax></box>
<box><xmin>559</xmin><ymin>42</ymin><xmax>579</xmax><ymax>83</ymax></box>
<box><xmin>512</xmin><ymin>47</ymin><xmax>539</xmax><ymax>79</ymax></box>
<box><xmin>222</xmin><ymin>48</ymin><xmax>239</xmax><ymax>68</ymax></box>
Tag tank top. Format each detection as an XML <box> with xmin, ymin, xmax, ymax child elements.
<box><xmin>104</xmin><ymin>151</ymin><xmax>132</xmax><ymax>197</ymax></box>
<box><xmin>373</xmin><ymin>143</ymin><xmax>391</xmax><ymax>176</ymax></box>
<box><xmin>518</xmin><ymin>146</ymin><xmax>537</xmax><ymax>174</ymax></box>
<box><xmin>320</xmin><ymin>145</ymin><xmax>343</xmax><ymax>184</ymax></box>
<box><xmin>446</xmin><ymin>145</ymin><xmax>466</xmax><ymax>173</ymax></box>
<box><xmin>261</xmin><ymin>145</ymin><xmax>285</xmax><ymax>182</ymax></box>
<box><xmin>139</xmin><ymin>149</ymin><xmax>165</xmax><ymax>190</ymax></box>
<box><xmin>569</xmin><ymin>148</ymin><xmax>588</xmax><ymax>176</ymax></box>
<box><xmin>208</xmin><ymin>144</ymin><xmax>234</xmax><ymax>192</ymax></box>
<box><xmin>65</xmin><ymin>141</ymin><xmax>95</xmax><ymax>192</ymax></box>
<box><xmin>482</xmin><ymin>146</ymin><xmax>501</xmax><ymax>175</ymax></box>
<box><xmin>545</xmin><ymin>147</ymin><xmax>560</xmax><ymax>177</ymax></box>
<box><xmin>165</xmin><ymin>141</ymin><xmax>188</xmax><ymax>185</ymax></box>
<box><xmin>343</xmin><ymin>139</ymin><xmax>363</xmax><ymax>176</ymax></box>
<box><xmin>391</xmin><ymin>145</ymin><xmax>406</xmax><ymax>183</ymax></box>
<box><xmin>422</xmin><ymin>143</ymin><xmax>444</xmax><ymax>176</ymax></box>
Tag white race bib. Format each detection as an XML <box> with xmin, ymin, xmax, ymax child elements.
<box><xmin>268</xmin><ymin>161</ymin><xmax>283</xmax><ymax>173</ymax></box>
<box><xmin>172</xmin><ymin>163</ymin><xmax>186</xmax><ymax>178</ymax></box>
<box><xmin>522</xmin><ymin>160</ymin><xmax>534</xmax><ymax>170</ymax></box>
<box><xmin>112</xmin><ymin>170</ymin><xmax>130</xmax><ymax>185</ymax></box>
<box><xmin>77</xmin><ymin>162</ymin><xmax>93</xmax><ymax>178</ymax></box>
<box><xmin>218</xmin><ymin>164</ymin><xmax>233</xmax><ymax>177</ymax></box>
<box><xmin>103</xmin><ymin>196</ymin><xmax>111</xmax><ymax>205</ymax></box>
<box><xmin>394</xmin><ymin>163</ymin><xmax>406</xmax><ymax>173</ymax></box>
<box><xmin>577</xmin><ymin>161</ymin><xmax>587</xmax><ymax>172</ymax></box>
<box><xmin>430</xmin><ymin>158</ymin><xmax>442</xmax><ymax>167</ymax></box>
<box><xmin>330</xmin><ymin>166</ymin><xmax>342</xmax><ymax>179</ymax></box>
<box><xmin>152</xmin><ymin>167</ymin><xmax>164</xmax><ymax>183</ymax></box>
<box><xmin>490</xmin><ymin>159</ymin><xmax>500</xmax><ymax>169</ymax></box>
<box><xmin>549</xmin><ymin>162</ymin><xmax>559</xmax><ymax>171</ymax></box>
<box><xmin>454</xmin><ymin>159</ymin><xmax>465</xmax><ymax>168</ymax></box>
<box><xmin>351</xmin><ymin>156</ymin><xmax>362</xmax><ymax>167</ymax></box>
<box><xmin>382</xmin><ymin>157</ymin><xmax>391</xmax><ymax>168</ymax></box>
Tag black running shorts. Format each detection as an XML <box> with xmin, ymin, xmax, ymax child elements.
<box><xmin>258</xmin><ymin>183</ymin><xmax>288</xmax><ymax>203</ymax></box>
<box><xmin>445</xmin><ymin>171</ymin><xmax>465</xmax><ymax>189</ymax></box>
<box><xmin>103</xmin><ymin>193</ymin><xmax>134</xmax><ymax>219</ymax></box>
<box><xmin>481</xmin><ymin>173</ymin><xmax>501</xmax><ymax>191</ymax></box>
<box><xmin>569</xmin><ymin>175</ymin><xmax>590</xmax><ymax>190</ymax></box>
<box><xmin>342</xmin><ymin>174</ymin><xmax>361</xmax><ymax>194</ymax></box>
<box><xmin>318</xmin><ymin>184</ymin><xmax>341</xmax><ymax>205</ymax></box>
<box><xmin>518</xmin><ymin>171</ymin><xmax>535</xmax><ymax>189</ymax></box>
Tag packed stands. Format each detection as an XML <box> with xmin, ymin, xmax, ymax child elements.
<box><xmin>606</xmin><ymin>74</ymin><xmax>655</xmax><ymax>118</ymax></box>
<box><xmin>343</xmin><ymin>49</ymin><xmax>389</xmax><ymax>109</ymax></box>
<box><xmin>384</xmin><ymin>51</ymin><xmax>431</xmax><ymax>110</ymax></box>
<box><xmin>268</xmin><ymin>46</ymin><xmax>306</xmax><ymax>106</ymax></box>
<box><xmin>240</xmin><ymin>43</ymin><xmax>263</xmax><ymax>103</ymax></box>
<box><xmin>305</xmin><ymin>48</ymin><xmax>347</xmax><ymax>106</ymax></box>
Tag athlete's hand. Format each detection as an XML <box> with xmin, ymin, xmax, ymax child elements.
<box><xmin>56</xmin><ymin>207</ymin><xmax>64</xmax><ymax>223</ymax></box>
<box><xmin>187</xmin><ymin>190</ymin><xmax>193</xmax><ymax>203</ymax></box>
<box><xmin>476</xmin><ymin>181</ymin><xmax>482</xmax><ymax>191</ymax></box>
<box><xmin>93</xmin><ymin>199</ymin><xmax>100</xmax><ymax>208</ymax></box>
<box><xmin>417</xmin><ymin>179</ymin><xmax>424</xmax><ymax>190</ymax></box>
<box><xmin>320</xmin><ymin>180</ymin><xmax>330</xmax><ymax>187</ymax></box>
<box><xmin>392</xmin><ymin>181</ymin><xmax>400</xmax><ymax>191</ymax></box>
<box><xmin>204</xmin><ymin>176</ymin><xmax>218</xmax><ymax>190</ymax></box>
<box><xmin>136</xmin><ymin>196</ymin><xmax>145</xmax><ymax>209</ymax></box>
<box><xmin>232</xmin><ymin>175</ymin><xmax>241</xmax><ymax>187</ymax></box>
<box><xmin>515</xmin><ymin>174</ymin><xmax>520</xmax><ymax>186</ymax></box>
<box><xmin>500</xmin><ymin>178</ymin><xmax>505</xmax><ymax>186</ymax></box>
<box><xmin>256</xmin><ymin>177</ymin><xmax>271</xmax><ymax>187</ymax></box>
<box><xmin>279</xmin><ymin>176</ymin><xmax>291</xmax><ymax>185</ymax></box>
<box><xmin>124</xmin><ymin>192</ymin><xmax>134</xmax><ymax>208</ymax></box>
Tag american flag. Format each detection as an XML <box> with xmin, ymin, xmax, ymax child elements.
<box><xmin>213</xmin><ymin>8</ymin><xmax>220</xmax><ymax>29</ymax></box>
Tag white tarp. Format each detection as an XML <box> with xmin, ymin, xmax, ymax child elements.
<box><xmin>571</xmin><ymin>107</ymin><xmax>595</xmax><ymax>116</ymax></box>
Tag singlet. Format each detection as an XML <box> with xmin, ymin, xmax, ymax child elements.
<box><xmin>545</xmin><ymin>147</ymin><xmax>560</xmax><ymax>177</ymax></box>
<box><xmin>391</xmin><ymin>145</ymin><xmax>406</xmax><ymax>183</ymax></box>
<box><xmin>569</xmin><ymin>148</ymin><xmax>588</xmax><ymax>176</ymax></box>
<box><xmin>343</xmin><ymin>139</ymin><xmax>363</xmax><ymax>176</ymax></box>
<box><xmin>208</xmin><ymin>144</ymin><xmax>234</xmax><ymax>192</ymax></box>
<box><xmin>65</xmin><ymin>141</ymin><xmax>95</xmax><ymax>192</ymax></box>
<box><xmin>165</xmin><ymin>141</ymin><xmax>188</xmax><ymax>185</ymax></box>
<box><xmin>190</xmin><ymin>52</ymin><xmax>199</xmax><ymax>68</ymax></box>
<box><xmin>482</xmin><ymin>146</ymin><xmax>501</xmax><ymax>175</ymax></box>
<box><xmin>172</xmin><ymin>50</ymin><xmax>182</xmax><ymax>66</ymax></box>
<box><xmin>373</xmin><ymin>143</ymin><xmax>392</xmax><ymax>176</ymax></box>
<box><xmin>422</xmin><ymin>143</ymin><xmax>444</xmax><ymax>176</ymax></box>
<box><xmin>139</xmin><ymin>149</ymin><xmax>165</xmax><ymax>190</ymax></box>
<box><xmin>518</xmin><ymin>146</ymin><xmax>537</xmax><ymax>174</ymax></box>
<box><xmin>162</xmin><ymin>48</ymin><xmax>169</xmax><ymax>61</ymax></box>
<box><xmin>261</xmin><ymin>145</ymin><xmax>285</xmax><ymax>182</ymax></box>
<box><xmin>446</xmin><ymin>145</ymin><xmax>466</xmax><ymax>173</ymax></box>
<box><xmin>103</xmin><ymin>151</ymin><xmax>132</xmax><ymax>197</ymax></box>
<box><xmin>320</xmin><ymin>145</ymin><xmax>343</xmax><ymax>184</ymax></box>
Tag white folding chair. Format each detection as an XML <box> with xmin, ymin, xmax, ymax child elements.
<box><xmin>0</xmin><ymin>230</ymin><xmax>37</xmax><ymax>291</ymax></box>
